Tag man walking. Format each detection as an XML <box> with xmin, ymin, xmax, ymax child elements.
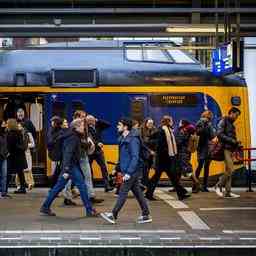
<box><xmin>100</xmin><ymin>118</ymin><xmax>152</xmax><ymax>224</ymax></box>
<box><xmin>215</xmin><ymin>107</ymin><xmax>241</xmax><ymax>198</ymax></box>
<box><xmin>40</xmin><ymin>118</ymin><xmax>98</xmax><ymax>217</ymax></box>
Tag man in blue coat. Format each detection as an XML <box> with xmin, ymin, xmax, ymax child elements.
<box><xmin>101</xmin><ymin>118</ymin><xmax>152</xmax><ymax>224</ymax></box>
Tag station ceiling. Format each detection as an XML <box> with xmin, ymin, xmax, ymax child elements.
<box><xmin>0</xmin><ymin>0</ymin><xmax>256</xmax><ymax>37</ymax></box>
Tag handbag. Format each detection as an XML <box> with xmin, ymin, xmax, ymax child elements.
<box><xmin>232</xmin><ymin>147</ymin><xmax>244</xmax><ymax>165</ymax></box>
<box><xmin>208</xmin><ymin>137</ymin><xmax>224</xmax><ymax>161</ymax></box>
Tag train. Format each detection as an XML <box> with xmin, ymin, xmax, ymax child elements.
<box><xmin>0</xmin><ymin>40</ymin><xmax>250</xmax><ymax>185</ymax></box>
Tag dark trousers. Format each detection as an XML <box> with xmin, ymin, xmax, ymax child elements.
<box><xmin>141</xmin><ymin>156</ymin><xmax>153</xmax><ymax>187</ymax></box>
<box><xmin>112</xmin><ymin>172</ymin><xmax>150</xmax><ymax>218</ymax></box>
<box><xmin>17</xmin><ymin>169</ymin><xmax>26</xmax><ymax>190</ymax></box>
<box><xmin>146</xmin><ymin>157</ymin><xmax>187</xmax><ymax>199</ymax></box>
<box><xmin>50</xmin><ymin>162</ymin><xmax>62</xmax><ymax>188</ymax></box>
<box><xmin>195</xmin><ymin>159</ymin><xmax>211</xmax><ymax>189</ymax></box>
<box><xmin>89</xmin><ymin>151</ymin><xmax>110</xmax><ymax>188</ymax></box>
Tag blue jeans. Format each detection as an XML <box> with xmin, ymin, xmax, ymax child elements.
<box><xmin>0</xmin><ymin>160</ymin><xmax>8</xmax><ymax>196</ymax></box>
<box><xmin>80</xmin><ymin>156</ymin><xmax>95</xmax><ymax>198</ymax></box>
<box><xmin>42</xmin><ymin>165</ymin><xmax>93</xmax><ymax>214</ymax></box>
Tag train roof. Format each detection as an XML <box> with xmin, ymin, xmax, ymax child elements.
<box><xmin>0</xmin><ymin>40</ymin><xmax>246</xmax><ymax>87</ymax></box>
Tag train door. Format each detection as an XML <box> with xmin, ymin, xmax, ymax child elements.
<box><xmin>0</xmin><ymin>94</ymin><xmax>47</xmax><ymax>186</ymax></box>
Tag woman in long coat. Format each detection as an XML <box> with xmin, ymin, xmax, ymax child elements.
<box><xmin>7</xmin><ymin>118</ymin><xmax>27</xmax><ymax>193</ymax></box>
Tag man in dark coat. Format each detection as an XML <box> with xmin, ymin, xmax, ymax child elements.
<box><xmin>215</xmin><ymin>107</ymin><xmax>241</xmax><ymax>198</ymax></box>
<box><xmin>100</xmin><ymin>118</ymin><xmax>151</xmax><ymax>224</ymax></box>
<box><xmin>87</xmin><ymin>115</ymin><xmax>113</xmax><ymax>192</ymax></box>
<box><xmin>146</xmin><ymin>115</ymin><xmax>190</xmax><ymax>201</ymax></box>
<box><xmin>40</xmin><ymin>118</ymin><xmax>98</xmax><ymax>217</ymax></box>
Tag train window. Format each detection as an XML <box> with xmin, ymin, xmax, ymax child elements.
<box><xmin>52</xmin><ymin>69</ymin><xmax>97</xmax><ymax>87</ymax></box>
<box><xmin>143</xmin><ymin>45</ymin><xmax>169</xmax><ymax>62</ymax></box>
<box><xmin>166</xmin><ymin>49</ymin><xmax>195</xmax><ymax>64</ymax></box>
<box><xmin>15</xmin><ymin>73</ymin><xmax>27</xmax><ymax>86</ymax></box>
<box><xmin>52</xmin><ymin>101</ymin><xmax>66</xmax><ymax>118</ymax></box>
<box><xmin>126</xmin><ymin>45</ymin><xmax>143</xmax><ymax>61</ymax></box>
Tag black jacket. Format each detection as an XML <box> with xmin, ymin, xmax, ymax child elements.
<box><xmin>0</xmin><ymin>132</ymin><xmax>8</xmax><ymax>161</ymax></box>
<box><xmin>88</xmin><ymin>119</ymin><xmax>110</xmax><ymax>154</ymax></box>
<box><xmin>62</xmin><ymin>129</ymin><xmax>83</xmax><ymax>174</ymax></box>
<box><xmin>196</xmin><ymin>118</ymin><xmax>215</xmax><ymax>159</ymax></box>
<box><xmin>217</xmin><ymin>116</ymin><xmax>238</xmax><ymax>151</ymax></box>
<box><xmin>7</xmin><ymin>130</ymin><xmax>27</xmax><ymax>172</ymax></box>
<box><xmin>18</xmin><ymin>119</ymin><xmax>37</xmax><ymax>141</ymax></box>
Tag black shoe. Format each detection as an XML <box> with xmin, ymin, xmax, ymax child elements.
<box><xmin>168</xmin><ymin>188</ymin><xmax>176</xmax><ymax>192</ymax></box>
<box><xmin>105</xmin><ymin>186</ymin><xmax>114</xmax><ymax>192</ymax></box>
<box><xmin>64</xmin><ymin>199</ymin><xmax>77</xmax><ymax>206</ymax></box>
<box><xmin>201</xmin><ymin>187</ymin><xmax>210</xmax><ymax>192</ymax></box>
<box><xmin>86</xmin><ymin>209</ymin><xmax>99</xmax><ymax>217</ymax></box>
<box><xmin>40</xmin><ymin>207</ymin><xmax>56</xmax><ymax>216</ymax></box>
<box><xmin>14</xmin><ymin>188</ymin><xmax>26</xmax><ymax>194</ymax></box>
<box><xmin>145</xmin><ymin>194</ymin><xmax>157</xmax><ymax>201</ymax></box>
<box><xmin>90</xmin><ymin>197</ymin><xmax>104</xmax><ymax>204</ymax></box>
<box><xmin>178</xmin><ymin>193</ymin><xmax>191</xmax><ymax>201</ymax></box>
<box><xmin>1</xmin><ymin>194</ymin><xmax>12</xmax><ymax>199</ymax></box>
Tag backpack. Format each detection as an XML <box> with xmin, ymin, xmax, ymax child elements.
<box><xmin>187</xmin><ymin>134</ymin><xmax>199</xmax><ymax>153</ymax></box>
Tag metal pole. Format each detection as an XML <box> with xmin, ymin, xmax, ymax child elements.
<box><xmin>247</xmin><ymin>150</ymin><xmax>254</xmax><ymax>192</ymax></box>
<box><xmin>215</xmin><ymin>0</ymin><xmax>219</xmax><ymax>48</ymax></box>
<box><xmin>236</xmin><ymin>0</ymin><xmax>241</xmax><ymax>70</ymax></box>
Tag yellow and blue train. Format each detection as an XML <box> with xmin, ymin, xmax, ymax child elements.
<box><xmin>0</xmin><ymin>40</ymin><xmax>250</xmax><ymax>185</ymax></box>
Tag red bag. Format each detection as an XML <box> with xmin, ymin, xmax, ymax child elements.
<box><xmin>208</xmin><ymin>138</ymin><xmax>224</xmax><ymax>161</ymax></box>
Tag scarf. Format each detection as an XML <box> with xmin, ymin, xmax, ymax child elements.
<box><xmin>162</xmin><ymin>125</ymin><xmax>177</xmax><ymax>157</ymax></box>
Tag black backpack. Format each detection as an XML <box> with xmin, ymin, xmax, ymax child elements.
<box><xmin>47</xmin><ymin>131</ymin><xmax>64</xmax><ymax>162</ymax></box>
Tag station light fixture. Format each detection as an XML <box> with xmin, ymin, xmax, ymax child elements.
<box><xmin>166</xmin><ymin>25</ymin><xmax>225</xmax><ymax>33</ymax></box>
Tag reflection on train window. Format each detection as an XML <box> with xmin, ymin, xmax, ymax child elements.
<box><xmin>125</xmin><ymin>42</ymin><xmax>196</xmax><ymax>64</ymax></box>
<box><xmin>52</xmin><ymin>101</ymin><xmax>66</xmax><ymax>118</ymax></box>
<box><xmin>144</xmin><ymin>45</ymin><xmax>169</xmax><ymax>62</ymax></box>
<box><xmin>72</xmin><ymin>100</ymin><xmax>85</xmax><ymax>114</ymax></box>
<box><xmin>126</xmin><ymin>45</ymin><xmax>143</xmax><ymax>61</ymax></box>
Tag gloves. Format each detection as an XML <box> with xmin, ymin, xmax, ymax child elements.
<box><xmin>123</xmin><ymin>174</ymin><xmax>131</xmax><ymax>182</ymax></box>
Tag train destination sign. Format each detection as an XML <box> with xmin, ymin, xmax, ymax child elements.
<box><xmin>150</xmin><ymin>94</ymin><xmax>198</xmax><ymax>107</ymax></box>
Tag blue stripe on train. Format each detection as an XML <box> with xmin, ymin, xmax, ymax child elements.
<box><xmin>45</xmin><ymin>92</ymin><xmax>222</xmax><ymax>144</ymax></box>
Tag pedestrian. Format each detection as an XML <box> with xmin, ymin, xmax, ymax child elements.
<box><xmin>87</xmin><ymin>114</ymin><xmax>113</xmax><ymax>192</ymax></box>
<box><xmin>0</xmin><ymin>120</ymin><xmax>10</xmax><ymax>198</ymax></box>
<box><xmin>6</xmin><ymin>119</ymin><xmax>27</xmax><ymax>194</ymax></box>
<box><xmin>101</xmin><ymin>118</ymin><xmax>152</xmax><ymax>224</ymax></box>
<box><xmin>40</xmin><ymin>118</ymin><xmax>98</xmax><ymax>217</ymax></box>
<box><xmin>215</xmin><ymin>107</ymin><xmax>241</xmax><ymax>198</ymax></box>
<box><xmin>194</xmin><ymin>110</ymin><xmax>215</xmax><ymax>192</ymax></box>
<box><xmin>146</xmin><ymin>115</ymin><xmax>190</xmax><ymax>201</ymax></box>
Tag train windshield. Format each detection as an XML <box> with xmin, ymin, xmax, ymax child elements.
<box><xmin>125</xmin><ymin>42</ymin><xmax>196</xmax><ymax>64</ymax></box>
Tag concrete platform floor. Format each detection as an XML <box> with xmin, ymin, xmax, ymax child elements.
<box><xmin>1</xmin><ymin>187</ymin><xmax>256</xmax><ymax>249</ymax></box>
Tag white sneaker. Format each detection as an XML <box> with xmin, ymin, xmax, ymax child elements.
<box><xmin>137</xmin><ymin>215</ymin><xmax>152</xmax><ymax>224</ymax></box>
<box><xmin>100</xmin><ymin>212</ymin><xmax>116</xmax><ymax>224</ymax></box>
<box><xmin>230</xmin><ymin>193</ymin><xmax>240</xmax><ymax>198</ymax></box>
<box><xmin>215</xmin><ymin>185</ymin><xmax>223</xmax><ymax>197</ymax></box>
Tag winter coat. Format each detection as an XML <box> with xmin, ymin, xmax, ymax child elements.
<box><xmin>18</xmin><ymin>119</ymin><xmax>37</xmax><ymax>141</ymax></box>
<box><xmin>118</xmin><ymin>129</ymin><xmax>142</xmax><ymax>176</ymax></box>
<box><xmin>24</xmin><ymin>132</ymin><xmax>35</xmax><ymax>171</ymax></box>
<box><xmin>0</xmin><ymin>132</ymin><xmax>8</xmax><ymax>161</ymax></box>
<box><xmin>196</xmin><ymin>118</ymin><xmax>215</xmax><ymax>160</ymax></box>
<box><xmin>175</xmin><ymin>129</ymin><xmax>193</xmax><ymax>175</ymax></box>
<box><xmin>140</xmin><ymin>126</ymin><xmax>158</xmax><ymax>151</ymax></box>
<box><xmin>88</xmin><ymin>119</ymin><xmax>110</xmax><ymax>155</ymax></box>
<box><xmin>7</xmin><ymin>130</ymin><xmax>27</xmax><ymax>172</ymax></box>
<box><xmin>62</xmin><ymin>129</ymin><xmax>83</xmax><ymax>175</ymax></box>
<box><xmin>217</xmin><ymin>116</ymin><xmax>238</xmax><ymax>152</ymax></box>
<box><xmin>154</xmin><ymin>127</ymin><xmax>178</xmax><ymax>172</ymax></box>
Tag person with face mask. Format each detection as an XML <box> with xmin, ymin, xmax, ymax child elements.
<box><xmin>215</xmin><ymin>107</ymin><xmax>242</xmax><ymax>199</ymax></box>
<box><xmin>100</xmin><ymin>118</ymin><xmax>152</xmax><ymax>224</ymax></box>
